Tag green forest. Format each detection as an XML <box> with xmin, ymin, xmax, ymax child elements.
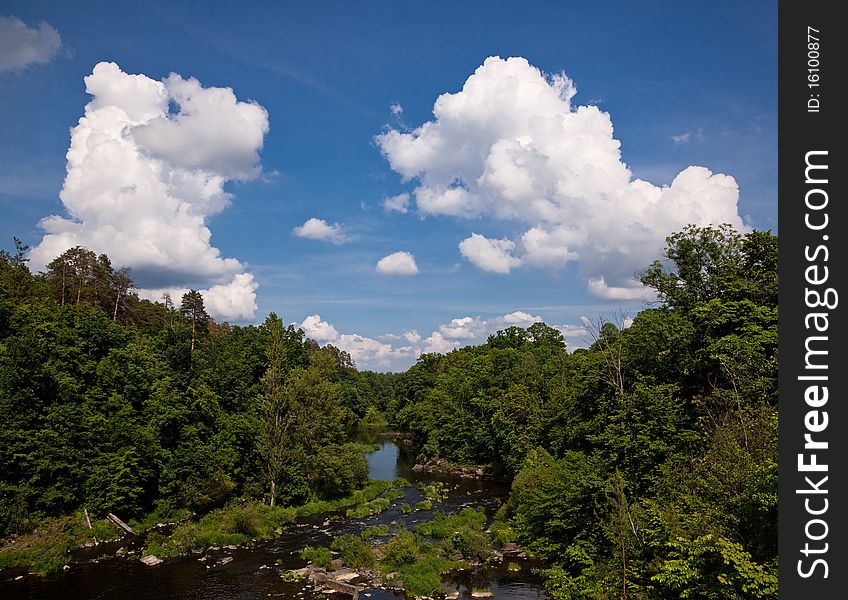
<box><xmin>0</xmin><ymin>224</ymin><xmax>777</xmax><ymax>599</ymax></box>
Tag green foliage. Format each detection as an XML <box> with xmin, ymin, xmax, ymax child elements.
<box><xmin>382</xmin><ymin>531</ymin><xmax>419</xmax><ymax>566</ymax></box>
<box><xmin>651</xmin><ymin>534</ymin><xmax>777</xmax><ymax>599</ymax></box>
<box><xmin>418</xmin><ymin>481</ymin><xmax>450</xmax><ymax>502</ymax></box>
<box><xmin>331</xmin><ymin>534</ymin><xmax>375</xmax><ymax>568</ymax></box>
<box><xmin>362</xmin><ymin>524</ymin><xmax>390</xmax><ymax>539</ymax></box>
<box><xmin>311</xmin><ymin>443</ymin><xmax>370</xmax><ymax>500</ymax></box>
<box><xmin>414</xmin><ymin>507</ymin><xmax>486</xmax><ymax>538</ymax></box>
<box><xmin>0</xmin><ymin>228</ymin><xmax>778</xmax><ymax>596</ymax></box>
<box><xmin>395</xmin><ymin>556</ymin><xmax>455</xmax><ymax>597</ymax></box>
<box><xmin>0</xmin><ymin>513</ymin><xmax>120</xmax><ymax>575</ymax></box>
<box><xmin>300</xmin><ymin>546</ymin><xmax>335</xmax><ymax>570</ymax></box>
<box><xmin>346</xmin><ymin>497</ymin><xmax>391</xmax><ymax>518</ymax></box>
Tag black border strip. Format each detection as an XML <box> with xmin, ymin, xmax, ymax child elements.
<box><xmin>778</xmin><ymin>1</ymin><xmax>846</xmax><ymax>596</ymax></box>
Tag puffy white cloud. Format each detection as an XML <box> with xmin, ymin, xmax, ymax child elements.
<box><xmin>0</xmin><ymin>16</ymin><xmax>61</xmax><ymax>72</ymax></box>
<box><xmin>29</xmin><ymin>62</ymin><xmax>268</xmax><ymax>321</ymax></box>
<box><xmin>422</xmin><ymin>332</ymin><xmax>457</xmax><ymax>355</ymax></box>
<box><xmin>376</xmin><ymin>251</ymin><xmax>419</xmax><ymax>276</ymax></box>
<box><xmin>301</xmin><ymin>314</ymin><xmax>341</xmax><ymax>342</ymax></box>
<box><xmin>376</xmin><ymin>56</ymin><xmax>746</xmax><ymax>296</ymax></box>
<box><xmin>459</xmin><ymin>233</ymin><xmax>521</xmax><ymax>274</ymax></box>
<box><xmin>293</xmin><ymin>217</ymin><xmax>348</xmax><ymax>243</ymax></box>
<box><xmin>382</xmin><ymin>192</ymin><xmax>411</xmax><ymax>213</ymax></box>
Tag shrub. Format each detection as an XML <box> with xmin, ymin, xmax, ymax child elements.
<box><xmin>362</xmin><ymin>525</ymin><xmax>390</xmax><ymax>539</ymax></box>
<box><xmin>331</xmin><ymin>534</ymin><xmax>374</xmax><ymax>568</ymax></box>
<box><xmin>300</xmin><ymin>546</ymin><xmax>334</xmax><ymax>570</ymax></box>
<box><xmin>383</xmin><ymin>531</ymin><xmax>418</xmax><ymax>566</ymax></box>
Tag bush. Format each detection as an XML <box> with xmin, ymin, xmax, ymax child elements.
<box><xmin>362</xmin><ymin>524</ymin><xmax>390</xmax><ymax>539</ymax></box>
<box><xmin>415</xmin><ymin>508</ymin><xmax>486</xmax><ymax>538</ymax></box>
<box><xmin>401</xmin><ymin>503</ymin><xmax>412</xmax><ymax>514</ymax></box>
<box><xmin>331</xmin><ymin>534</ymin><xmax>374</xmax><ymax>568</ymax></box>
<box><xmin>383</xmin><ymin>531</ymin><xmax>418</xmax><ymax>566</ymax></box>
<box><xmin>414</xmin><ymin>500</ymin><xmax>432</xmax><ymax>511</ymax></box>
<box><xmin>311</xmin><ymin>444</ymin><xmax>369</xmax><ymax>500</ymax></box>
<box><xmin>447</xmin><ymin>528</ymin><xmax>491</xmax><ymax>560</ymax></box>
<box><xmin>300</xmin><ymin>546</ymin><xmax>334</xmax><ymax>570</ymax></box>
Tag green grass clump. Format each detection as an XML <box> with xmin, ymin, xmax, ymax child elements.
<box><xmin>331</xmin><ymin>534</ymin><xmax>375</xmax><ymax>568</ymax></box>
<box><xmin>150</xmin><ymin>480</ymin><xmax>401</xmax><ymax>555</ymax></box>
<box><xmin>382</xmin><ymin>531</ymin><xmax>419</xmax><ymax>566</ymax></box>
<box><xmin>362</xmin><ymin>524</ymin><xmax>391</xmax><ymax>539</ymax></box>
<box><xmin>414</xmin><ymin>500</ymin><xmax>432</xmax><ymax>511</ymax></box>
<box><xmin>346</xmin><ymin>497</ymin><xmax>391</xmax><ymax>518</ymax></box>
<box><xmin>131</xmin><ymin>504</ymin><xmax>192</xmax><ymax>533</ymax></box>
<box><xmin>168</xmin><ymin>502</ymin><xmax>295</xmax><ymax>551</ymax></box>
<box><xmin>400</xmin><ymin>503</ymin><xmax>412</xmax><ymax>514</ymax></box>
<box><xmin>489</xmin><ymin>504</ymin><xmax>519</xmax><ymax>545</ymax></box>
<box><xmin>415</xmin><ymin>508</ymin><xmax>491</xmax><ymax>560</ymax></box>
<box><xmin>300</xmin><ymin>546</ymin><xmax>335</xmax><ymax>570</ymax></box>
<box><xmin>414</xmin><ymin>508</ymin><xmax>486</xmax><ymax>538</ymax></box>
<box><xmin>0</xmin><ymin>513</ymin><xmax>121</xmax><ymax>575</ymax></box>
<box><xmin>417</xmin><ymin>481</ymin><xmax>449</xmax><ymax>502</ymax></box>
<box><xmin>141</xmin><ymin>531</ymin><xmax>183</xmax><ymax>559</ymax></box>
<box><xmin>396</xmin><ymin>556</ymin><xmax>460</xmax><ymax>597</ymax></box>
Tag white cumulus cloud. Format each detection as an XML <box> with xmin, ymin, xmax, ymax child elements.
<box><xmin>301</xmin><ymin>314</ymin><xmax>341</xmax><ymax>342</ymax></box>
<box><xmin>28</xmin><ymin>61</ymin><xmax>269</xmax><ymax>321</ymax></box>
<box><xmin>459</xmin><ymin>233</ymin><xmax>522</xmax><ymax>274</ymax></box>
<box><xmin>376</xmin><ymin>56</ymin><xmax>746</xmax><ymax>297</ymax></box>
<box><xmin>376</xmin><ymin>251</ymin><xmax>419</xmax><ymax>276</ymax></box>
<box><xmin>0</xmin><ymin>15</ymin><xmax>61</xmax><ymax>72</ymax></box>
<box><xmin>293</xmin><ymin>217</ymin><xmax>348</xmax><ymax>243</ymax></box>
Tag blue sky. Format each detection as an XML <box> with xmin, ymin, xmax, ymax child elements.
<box><xmin>0</xmin><ymin>1</ymin><xmax>777</xmax><ymax>371</ymax></box>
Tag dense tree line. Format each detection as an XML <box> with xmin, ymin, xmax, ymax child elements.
<box><xmin>1</xmin><ymin>225</ymin><xmax>777</xmax><ymax>598</ymax></box>
<box><xmin>0</xmin><ymin>243</ymin><xmax>387</xmax><ymax>536</ymax></box>
<box><xmin>383</xmin><ymin>225</ymin><xmax>778</xmax><ymax>599</ymax></box>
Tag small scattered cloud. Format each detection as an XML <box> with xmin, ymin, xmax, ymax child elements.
<box><xmin>670</xmin><ymin>132</ymin><xmax>691</xmax><ymax>144</ymax></box>
<box><xmin>0</xmin><ymin>15</ymin><xmax>61</xmax><ymax>72</ymax></box>
<box><xmin>382</xmin><ymin>192</ymin><xmax>410</xmax><ymax>213</ymax></box>
<box><xmin>376</xmin><ymin>251</ymin><xmax>419</xmax><ymax>276</ymax></box>
<box><xmin>390</xmin><ymin>103</ymin><xmax>403</xmax><ymax>116</ymax></box>
<box><xmin>671</xmin><ymin>129</ymin><xmax>704</xmax><ymax>145</ymax></box>
<box><xmin>293</xmin><ymin>217</ymin><xmax>349</xmax><ymax>244</ymax></box>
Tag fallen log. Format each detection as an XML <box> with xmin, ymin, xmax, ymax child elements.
<box><xmin>106</xmin><ymin>512</ymin><xmax>135</xmax><ymax>534</ymax></box>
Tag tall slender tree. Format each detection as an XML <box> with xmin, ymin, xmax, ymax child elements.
<box><xmin>180</xmin><ymin>289</ymin><xmax>209</xmax><ymax>352</ymax></box>
<box><xmin>257</xmin><ymin>313</ymin><xmax>290</xmax><ymax>506</ymax></box>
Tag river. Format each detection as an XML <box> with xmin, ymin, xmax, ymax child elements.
<box><xmin>1</xmin><ymin>437</ymin><xmax>545</xmax><ymax>600</ymax></box>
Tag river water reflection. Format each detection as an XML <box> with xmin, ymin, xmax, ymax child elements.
<box><xmin>2</xmin><ymin>436</ymin><xmax>545</xmax><ymax>600</ymax></box>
